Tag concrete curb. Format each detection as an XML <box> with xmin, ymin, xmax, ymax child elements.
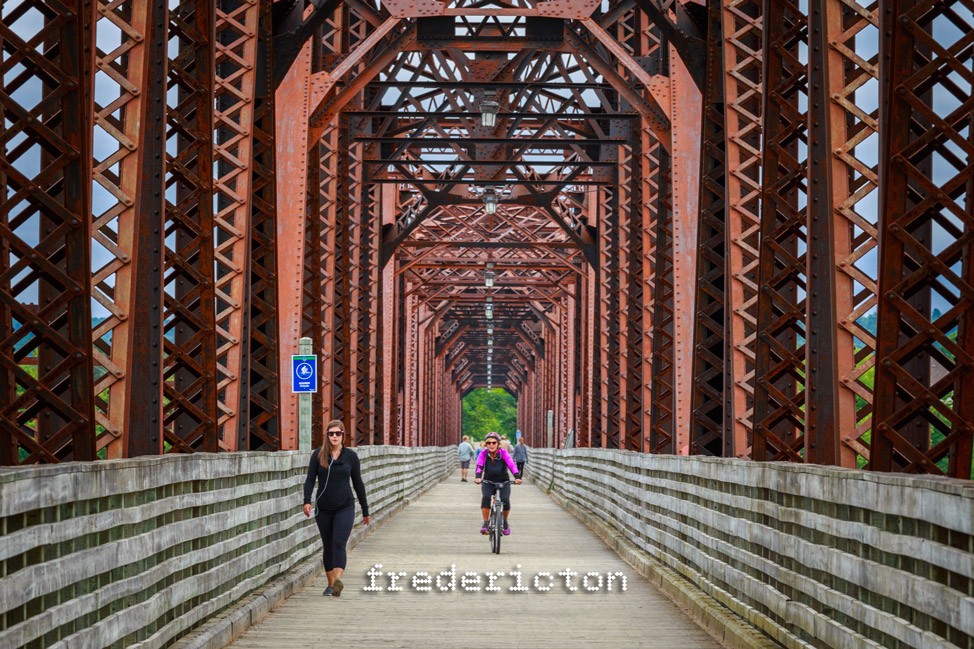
<box><xmin>171</xmin><ymin>471</ymin><xmax>451</xmax><ymax>649</ymax></box>
<box><xmin>541</xmin><ymin>483</ymin><xmax>785</xmax><ymax>649</ymax></box>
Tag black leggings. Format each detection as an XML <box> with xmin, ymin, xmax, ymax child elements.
<box><xmin>315</xmin><ymin>506</ymin><xmax>355</xmax><ymax>570</ymax></box>
<box><xmin>481</xmin><ymin>482</ymin><xmax>511</xmax><ymax>511</ymax></box>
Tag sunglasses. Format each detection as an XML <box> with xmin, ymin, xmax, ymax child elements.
<box><xmin>485</xmin><ymin>441</ymin><xmax>498</xmax><ymax>445</ymax></box>
<box><xmin>327</xmin><ymin>431</ymin><xmax>343</xmax><ymax>437</ymax></box>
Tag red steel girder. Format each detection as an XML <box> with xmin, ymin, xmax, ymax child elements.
<box><xmin>237</xmin><ymin>0</ymin><xmax>282</xmax><ymax>452</ymax></box>
<box><xmin>723</xmin><ymin>0</ymin><xmax>764</xmax><ymax>458</ymax></box>
<box><xmin>162</xmin><ymin>0</ymin><xmax>220</xmax><ymax>455</ymax></box>
<box><xmin>689</xmin><ymin>0</ymin><xmax>729</xmax><ymax>458</ymax></box>
<box><xmin>751</xmin><ymin>0</ymin><xmax>808</xmax><ymax>463</ymax></box>
<box><xmin>90</xmin><ymin>0</ymin><xmax>169</xmax><ymax>458</ymax></box>
<box><xmin>0</xmin><ymin>0</ymin><xmax>98</xmax><ymax>464</ymax></box>
<box><xmin>214</xmin><ymin>0</ymin><xmax>262</xmax><ymax>450</ymax></box>
<box><xmin>873</xmin><ymin>0</ymin><xmax>974</xmax><ymax>477</ymax></box>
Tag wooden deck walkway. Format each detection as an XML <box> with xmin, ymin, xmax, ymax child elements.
<box><xmin>228</xmin><ymin>469</ymin><xmax>725</xmax><ymax>649</ymax></box>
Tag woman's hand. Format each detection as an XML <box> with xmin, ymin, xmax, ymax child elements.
<box><xmin>514</xmin><ymin>479</ymin><xmax>522</xmax><ymax>485</ymax></box>
<box><xmin>474</xmin><ymin>478</ymin><xmax>482</xmax><ymax>484</ymax></box>
<box><xmin>303</xmin><ymin>504</ymin><xmax>312</xmax><ymax>518</ymax></box>
<box><xmin>362</xmin><ymin>515</ymin><xmax>371</xmax><ymax>526</ymax></box>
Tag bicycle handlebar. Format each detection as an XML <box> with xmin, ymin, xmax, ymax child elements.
<box><xmin>481</xmin><ymin>479</ymin><xmax>516</xmax><ymax>487</ymax></box>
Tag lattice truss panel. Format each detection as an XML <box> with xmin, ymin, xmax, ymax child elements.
<box><xmin>1</xmin><ymin>0</ymin><xmax>280</xmax><ymax>463</ymax></box>
<box><xmin>722</xmin><ymin>0</ymin><xmax>764</xmax><ymax>457</ymax></box>
<box><xmin>872</xmin><ymin>0</ymin><xmax>974</xmax><ymax>477</ymax></box>
<box><xmin>1</xmin><ymin>0</ymin><xmax>97</xmax><ymax>464</ymax></box>
<box><xmin>751</xmin><ymin>0</ymin><xmax>810</xmax><ymax>462</ymax></box>
<box><xmin>690</xmin><ymin>0</ymin><xmax>728</xmax><ymax>457</ymax></box>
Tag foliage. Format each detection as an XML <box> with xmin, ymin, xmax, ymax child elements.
<box><xmin>462</xmin><ymin>388</ymin><xmax>517</xmax><ymax>443</ymax></box>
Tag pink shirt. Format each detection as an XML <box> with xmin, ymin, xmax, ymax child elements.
<box><xmin>475</xmin><ymin>447</ymin><xmax>519</xmax><ymax>478</ymax></box>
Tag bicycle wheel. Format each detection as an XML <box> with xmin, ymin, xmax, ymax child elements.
<box><xmin>491</xmin><ymin>504</ymin><xmax>503</xmax><ymax>554</ymax></box>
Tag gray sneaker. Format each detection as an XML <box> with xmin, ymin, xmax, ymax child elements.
<box><xmin>332</xmin><ymin>579</ymin><xmax>344</xmax><ymax>597</ymax></box>
<box><xmin>322</xmin><ymin>586</ymin><xmax>334</xmax><ymax>596</ymax></box>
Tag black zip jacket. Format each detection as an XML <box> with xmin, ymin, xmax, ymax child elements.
<box><xmin>303</xmin><ymin>447</ymin><xmax>369</xmax><ymax>516</ymax></box>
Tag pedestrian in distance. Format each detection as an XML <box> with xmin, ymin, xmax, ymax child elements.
<box><xmin>513</xmin><ymin>437</ymin><xmax>528</xmax><ymax>477</ymax></box>
<box><xmin>303</xmin><ymin>419</ymin><xmax>370</xmax><ymax>597</ymax></box>
<box><xmin>457</xmin><ymin>435</ymin><xmax>475</xmax><ymax>482</ymax></box>
<box><xmin>474</xmin><ymin>431</ymin><xmax>522</xmax><ymax>535</ymax></box>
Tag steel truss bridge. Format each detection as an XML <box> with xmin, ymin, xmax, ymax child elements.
<box><xmin>1</xmin><ymin>0</ymin><xmax>972</xmax><ymax>479</ymax></box>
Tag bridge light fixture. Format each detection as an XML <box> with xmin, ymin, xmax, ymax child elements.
<box><xmin>483</xmin><ymin>186</ymin><xmax>498</xmax><ymax>214</ymax></box>
<box><xmin>479</xmin><ymin>91</ymin><xmax>499</xmax><ymax>128</ymax></box>
<box><xmin>485</xmin><ymin>262</ymin><xmax>495</xmax><ymax>288</ymax></box>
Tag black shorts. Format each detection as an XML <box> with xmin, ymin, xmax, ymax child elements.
<box><xmin>460</xmin><ymin>460</ymin><xmax>470</xmax><ymax>468</ymax></box>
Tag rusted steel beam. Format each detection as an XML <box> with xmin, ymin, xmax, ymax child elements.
<box><xmin>162</xmin><ymin>0</ymin><xmax>220</xmax><ymax>454</ymax></box>
<box><xmin>313</xmin><ymin>127</ymin><xmax>340</xmax><ymax>440</ymax></box>
<box><xmin>355</xmin><ymin>136</ymin><xmax>628</xmax><ymax>145</ymax></box>
<box><xmin>274</xmin><ymin>13</ymin><xmax>313</xmax><ymax>449</ymax></box>
<box><xmin>303</xmin><ymin>139</ymin><xmax>326</xmax><ymax>447</ymax></box>
<box><xmin>752</xmin><ymin>0</ymin><xmax>807</xmax><ymax>463</ymax></box>
<box><xmin>689</xmin><ymin>0</ymin><xmax>728</xmax><ymax>458</ymax></box>
<box><xmin>241</xmin><ymin>0</ymin><xmax>282</xmax><ymax>451</ymax></box>
<box><xmin>668</xmin><ymin>42</ymin><xmax>703</xmax><ymax>455</ymax></box>
<box><xmin>803</xmin><ymin>0</ymin><xmax>859</xmax><ymax>468</ymax></box>
<box><xmin>873</xmin><ymin>0</ymin><xmax>974</xmax><ymax>477</ymax></box>
<box><xmin>330</xmin><ymin>121</ymin><xmax>354</xmax><ymax>431</ymax></box>
<box><xmin>382</xmin><ymin>0</ymin><xmax>600</xmax><ymax>19</ymax></box>
<box><xmin>380</xmin><ymin>185</ymin><xmax>398</xmax><ymax>444</ymax></box>
<box><xmin>819</xmin><ymin>1</ymin><xmax>879</xmax><ymax>470</ymax></box>
<box><xmin>0</xmin><ymin>0</ymin><xmax>98</xmax><ymax>464</ymax></box>
<box><xmin>562</xmin><ymin>26</ymin><xmax>671</xmax><ymax>147</ymax></box>
<box><xmin>722</xmin><ymin>0</ymin><xmax>763</xmax><ymax>458</ymax></box>
<box><xmin>271</xmin><ymin>0</ymin><xmax>343</xmax><ymax>86</ymax></box>
<box><xmin>623</xmin><ymin>128</ymin><xmax>645</xmax><ymax>451</ymax></box>
<box><xmin>649</xmin><ymin>152</ymin><xmax>676</xmax><ymax>455</ymax></box>
<box><xmin>90</xmin><ymin>0</ymin><xmax>168</xmax><ymax>459</ymax></box>
<box><xmin>631</xmin><ymin>0</ymin><xmax>706</xmax><ymax>89</ymax></box>
<box><xmin>354</xmin><ymin>172</ymin><xmax>379</xmax><ymax>445</ymax></box>
<box><xmin>214</xmin><ymin>0</ymin><xmax>263</xmax><ymax>450</ymax></box>
<box><xmin>308</xmin><ymin>22</ymin><xmax>417</xmax><ymax>140</ymax></box>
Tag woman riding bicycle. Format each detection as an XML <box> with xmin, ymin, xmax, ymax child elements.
<box><xmin>474</xmin><ymin>432</ymin><xmax>522</xmax><ymax>535</ymax></box>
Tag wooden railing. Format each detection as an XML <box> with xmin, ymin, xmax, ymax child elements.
<box><xmin>0</xmin><ymin>446</ymin><xmax>455</xmax><ymax>649</ymax></box>
<box><xmin>530</xmin><ymin>449</ymin><xmax>973</xmax><ymax>649</ymax></box>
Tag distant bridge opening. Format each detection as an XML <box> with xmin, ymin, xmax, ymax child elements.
<box><xmin>462</xmin><ymin>388</ymin><xmax>517</xmax><ymax>443</ymax></box>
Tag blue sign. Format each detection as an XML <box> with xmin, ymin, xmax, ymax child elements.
<box><xmin>292</xmin><ymin>355</ymin><xmax>317</xmax><ymax>393</ymax></box>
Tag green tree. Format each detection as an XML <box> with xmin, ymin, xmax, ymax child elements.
<box><xmin>462</xmin><ymin>388</ymin><xmax>517</xmax><ymax>443</ymax></box>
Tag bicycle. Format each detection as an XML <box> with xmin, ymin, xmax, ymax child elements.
<box><xmin>482</xmin><ymin>480</ymin><xmax>513</xmax><ymax>554</ymax></box>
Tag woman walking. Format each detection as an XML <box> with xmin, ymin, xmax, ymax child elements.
<box><xmin>303</xmin><ymin>420</ymin><xmax>370</xmax><ymax>597</ymax></box>
<box><xmin>513</xmin><ymin>437</ymin><xmax>528</xmax><ymax>477</ymax></box>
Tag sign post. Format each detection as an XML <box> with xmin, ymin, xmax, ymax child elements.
<box><xmin>292</xmin><ymin>338</ymin><xmax>316</xmax><ymax>451</ymax></box>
